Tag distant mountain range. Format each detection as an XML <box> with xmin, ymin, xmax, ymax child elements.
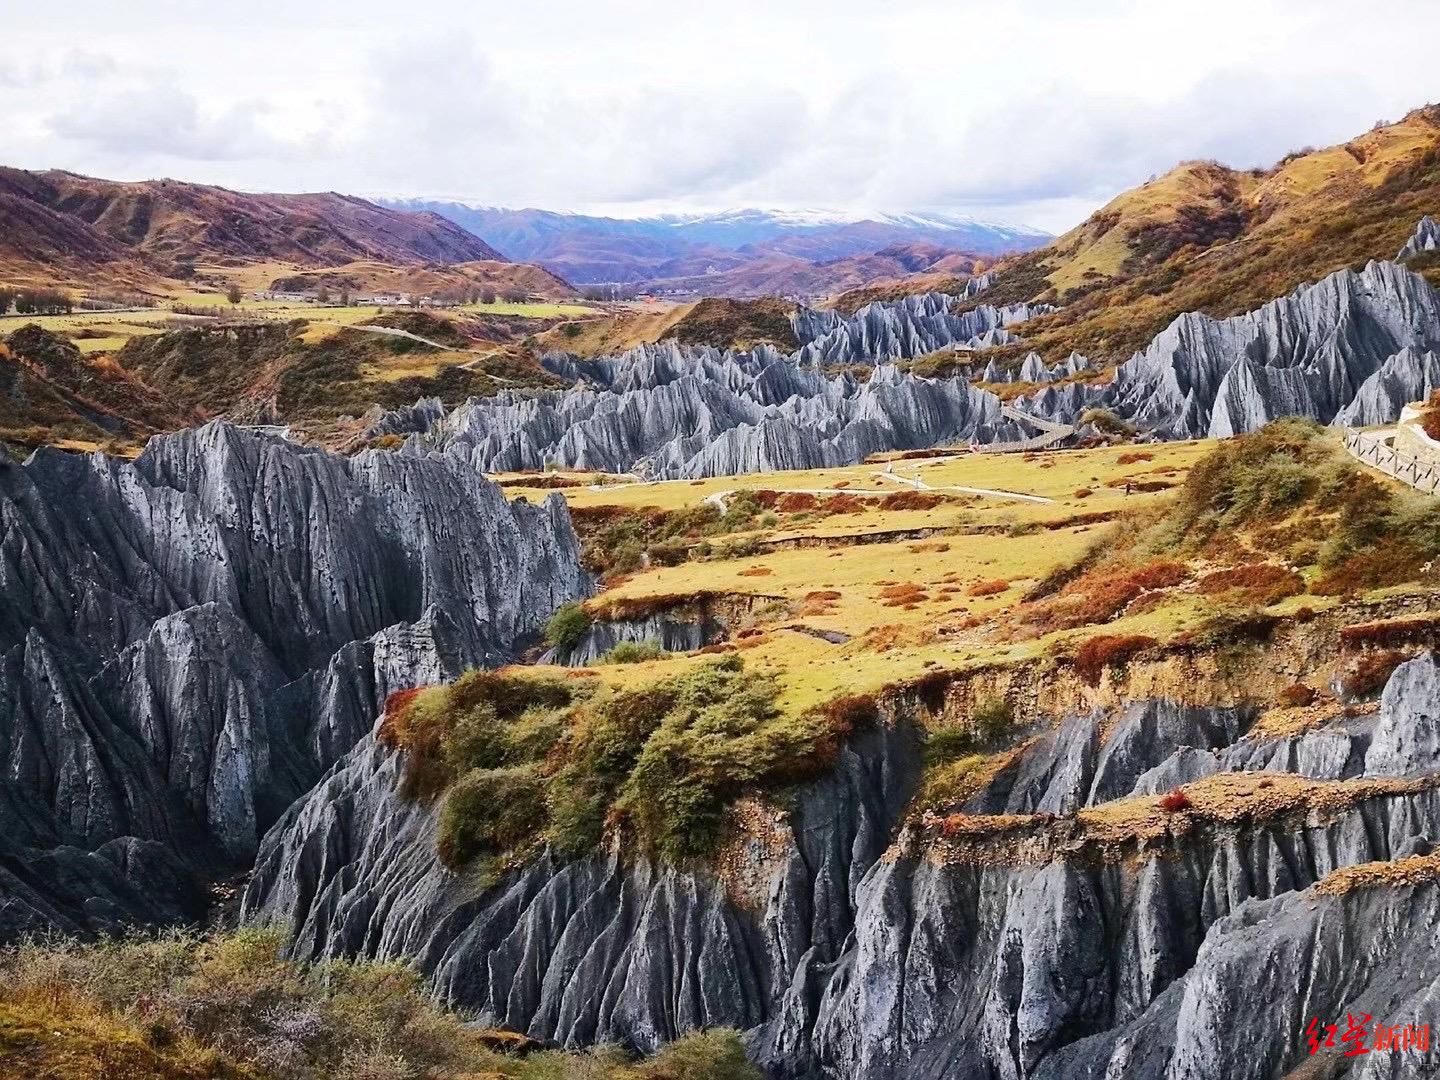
<box><xmin>378</xmin><ymin>201</ymin><xmax>1051</xmax><ymax>288</ymax></box>
<box><xmin>0</xmin><ymin>168</ymin><xmax>580</xmax><ymax>298</ymax></box>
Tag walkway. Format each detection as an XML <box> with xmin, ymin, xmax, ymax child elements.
<box><xmin>1344</xmin><ymin>426</ymin><xmax>1440</xmax><ymax>495</ymax></box>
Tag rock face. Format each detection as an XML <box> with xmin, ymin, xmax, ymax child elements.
<box><xmin>1398</xmin><ymin>215</ymin><xmax>1440</xmax><ymax>260</ymax></box>
<box><xmin>0</xmin><ymin>422</ymin><xmax>586</xmax><ymax>938</ymax></box>
<box><xmin>344</xmin><ymin>283</ymin><xmax>1065</xmax><ymax>480</ymax></box>
<box><xmin>405</xmin><ymin>344</ymin><xmax>1022</xmax><ymax>478</ymax></box>
<box><xmin>244</xmin><ymin>655</ymin><xmax>1440</xmax><ymax>1078</ymax></box>
<box><xmin>1022</xmin><ymin>258</ymin><xmax>1440</xmax><ymax>437</ymax></box>
<box><xmin>789</xmin><ymin>291</ymin><xmax>1054</xmax><ymax>366</ymax></box>
<box><xmin>363</xmin><ymin>254</ymin><xmax>1440</xmax><ymax>473</ymax></box>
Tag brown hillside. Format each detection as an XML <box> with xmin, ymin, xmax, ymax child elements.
<box><xmin>641</xmin><ymin>244</ymin><xmax>982</xmax><ymax>300</ymax></box>
<box><xmin>660</xmin><ymin>297</ymin><xmax>800</xmax><ymax>350</ymax></box>
<box><xmin>8</xmin><ymin>168</ymin><xmax>504</xmax><ymax>266</ymax></box>
<box><xmin>266</xmin><ymin>258</ymin><xmax>577</xmax><ymax>299</ymax></box>
<box><xmin>840</xmin><ymin>105</ymin><xmax>1440</xmax><ymax>366</ymax></box>
<box><xmin>1</xmin><ymin>325</ymin><xmax>198</xmax><ymax>452</ymax></box>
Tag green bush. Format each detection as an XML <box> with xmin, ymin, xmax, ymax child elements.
<box><xmin>389</xmin><ymin>658</ymin><xmax>856</xmax><ymax>868</ymax></box>
<box><xmin>601</xmin><ymin>640</ymin><xmax>668</xmax><ymax>664</ymax></box>
<box><xmin>439</xmin><ymin>764</ymin><xmax>548</xmax><ymax>866</ymax></box>
<box><xmin>972</xmin><ymin>695</ymin><xmax>1014</xmax><ymax>745</ymax></box>
<box><xmin>638</xmin><ymin>1029</ymin><xmax>761</xmax><ymax>1079</ymax></box>
<box><xmin>544</xmin><ymin>602</ymin><xmax>592</xmax><ymax>649</ymax></box>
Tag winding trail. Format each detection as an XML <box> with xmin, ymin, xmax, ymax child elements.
<box><xmin>328</xmin><ymin>322</ymin><xmax>516</xmax><ymax>382</ymax></box>
<box><xmin>870</xmin><ymin>469</ymin><xmax>1054</xmax><ymax>504</ymax></box>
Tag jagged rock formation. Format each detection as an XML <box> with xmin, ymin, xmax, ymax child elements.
<box><xmin>985</xmin><ymin>350</ymin><xmax>1091</xmax><ymax>385</ymax></box>
<box><xmin>1398</xmin><ymin>214</ymin><xmax>1440</xmax><ymax>260</ymax></box>
<box><xmin>1018</xmin><ymin>259</ymin><xmax>1440</xmax><ymax>438</ymax></box>
<box><xmin>1334</xmin><ymin>346</ymin><xmax>1440</xmax><ymax>426</ymax></box>
<box><xmin>789</xmin><ymin>291</ymin><xmax>1053</xmax><ymax>366</ymax></box>
<box><xmin>243</xmin><ymin>655</ymin><xmax>1440</xmax><ymax>1079</ymax></box>
<box><xmin>404</xmin><ymin>344</ymin><xmax>1022</xmax><ymax>478</ymax></box>
<box><xmin>365</xmin><ymin>254</ymin><xmax>1440</xmax><ymax>474</ymax></box>
<box><xmin>346</xmin><ymin>281</ymin><xmax>1063</xmax><ymax>480</ymax></box>
<box><xmin>0</xmin><ymin>422</ymin><xmax>586</xmax><ymax>938</ymax></box>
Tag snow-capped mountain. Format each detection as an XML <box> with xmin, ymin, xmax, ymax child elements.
<box><xmin>378</xmin><ymin>200</ymin><xmax>1050</xmax><ymax>285</ymax></box>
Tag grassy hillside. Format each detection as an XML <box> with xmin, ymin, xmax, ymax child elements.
<box><xmin>841</xmin><ymin>106</ymin><xmax>1440</xmax><ymax>366</ymax></box>
<box><xmin>0</xmin><ymin>304</ymin><xmax>580</xmax><ymax>455</ymax></box>
<box><xmin>398</xmin><ymin>425</ymin><xmax>1440</xmax><ymax>874</ymax></box>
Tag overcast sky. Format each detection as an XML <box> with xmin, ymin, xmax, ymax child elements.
<box><xmin>3</xmin><ymin>0</ymin><xmax>1437</xmax><ymax>233</ymax></box>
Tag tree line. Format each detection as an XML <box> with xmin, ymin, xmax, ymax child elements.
<box><xmin>0</xmin><ymin>288</ymin><xmax>75</xmax><ymax>315</ymax></box>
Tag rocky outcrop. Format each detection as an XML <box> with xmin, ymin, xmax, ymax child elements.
<box><xmin>1398</xmin><ymin>215</ymin><xmax>1440</xmax><ymax>260</ymax></box>
<box><xmin>243</xmin><ymin>654</ymin><xmax>1440</xmax><ymax>1078</ymax></box>
<box><xmin>1334</xmin><ymin>347</ymin><xmax>1440</xmax><ymax>427</ymax></box>
<box><xmin>1033</xmin><ymin>260</ymin><xmax>1440</xmax><ymax>438</ymax></box>
<box><xmin>346</xmin><ymin>281</ymin><xmax>1066</xmax><ymax>480</ymax></box>
<box><xmin>408</xmin><ymin>346</ymin><xmax>1022</xmax><ymax>478</ymax></box>
<box><xmin>0</xmin><ymin>422</ymin><xmax>586</xmax><ymax>936</ymax></box>
<box><xmin>790</xmin><ymin>292</ymin><xmax>1052</xmax><ymax>366</ymax></box>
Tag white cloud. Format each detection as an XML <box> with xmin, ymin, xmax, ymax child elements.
<box><xmin>0</xmin><ymin>0</ymin><xmax>1435</xmax><ymax>233</ymax></box>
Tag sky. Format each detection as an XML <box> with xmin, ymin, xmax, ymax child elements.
<box><xmin>2</xmin><ymin>0</ymin><xmax>1437</xmax><ymax>234</ymax></box>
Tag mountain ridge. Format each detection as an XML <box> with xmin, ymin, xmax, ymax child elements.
<box><xmin>379</xmin><ymin>201</ymin><xmax>1050</xmax><ymax>287</ymax></box>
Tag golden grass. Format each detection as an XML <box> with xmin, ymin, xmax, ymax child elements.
<box><xmin>533</xmin><ymin>301</ymin><xmax>692</xmax><ymax>356</ymax></box>
<box><xmin>1317</xmin><ymin>850</ymin><xmax>1440</xmax><ymax>896</ymax></box>
<box><xmin>932</xmin><ymin>771</ymin><xmax>1435</xmax><ymax>865</ymax></box>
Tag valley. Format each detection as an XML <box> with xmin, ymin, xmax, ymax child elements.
<box><xmin>4</xmin><ymin>88</ymin><xmax>1440</xmax><ymax>1080</ymax></box>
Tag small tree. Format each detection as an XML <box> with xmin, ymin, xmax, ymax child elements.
<box><xmin>478</xmin><ymin>286</ymin><xmax>497</xmax><ymax>305</ymax></box>
<box><xmin>225</xmin><ymin>285</ymin><xmax>243</xmax><ymax>305</ymax></box>
<box><xmin>544</xmin><ymin>602</ymin><xmax>592</xmax><ymax>649</ymax></box>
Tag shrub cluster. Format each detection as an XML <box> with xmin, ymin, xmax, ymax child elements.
<box><xmin>0</xmin><ymin>928</ymin><xmax>760</xmax><ymax>1080</ymax></box>
<box><xmin>384</xmin><ymin>659</ymin><xmax>859</xmax><ymax>868</ymax></box>
<box><xmin>1340</xmin><ymin>650</ymin><xmax>1413</xmax><ymax>700</ymax></box>
<box><xmin>1195</xmin><ymin>563</ymin><xmax>1305</xmax><ymax>604</ymax></box>
<box><xmin>1024</xmin><ymin>558</ymin><xmax>1187</xmax><ymax>633</ymax></box>
<box><xmin>544</xmin><ymin>602</ymin><xmax>592</xmax><ymax>649</ymax></box>
<box><xmin>599</xmin><ymin>640</ymin><xmax>667</xmax><ymax>664</ymax></box>
<box><xmin>1072</xmin><ymin>634</ymin><xmax>1158</xmax><ymax>685</ymax></box>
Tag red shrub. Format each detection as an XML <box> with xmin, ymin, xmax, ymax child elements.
<box><xmin>1423</xmin><ymin>390</ymin><xmax>1440</xmax><ymax>440</ymax></box>
<box><xmin>1196</xmin><ymin>563</ymin><xmax>1305</xmax><ymax>603</ymax></box>
<box><xmin>1116</xmin><ymin>451</ymin><xmax>1154</xmax><ymax>465</ymax></box>
<box><xmin>818</xmin><ymin>493</ymin><xmax>867</xmax><ymax>515</ymax></box>
<box><xmin>967</xmin><ymin>579</ymin><xmax>1009</xmax><ymax>597</ymax></box>
<box><xmin>1339</xmin><ymin>615</ymin><xmax>1440</xmax><ymax>649</ymax></box>
<box><xmin>1280</xmin><ymin>683</ymin><xmax>1317</xmax><ymax>707</ymax></box>
<box><xmin>879</xmin><ymin>490</ymin><xmax>944</xmax><ymax>511</ymax></box>
<box><xmin>1159</xmin><ymin>788</ymin><xmax>1192</xmax><ymax>813</ymax></box>
<box><xmin>1072</xmin><ymin>634</ymin><xmax>1158</xmax><ymax>685</ymax></box>
<box><xmin>1033</xmin><ymin>559</ymin><xmax>1189</xmax><ymax>632</ymax></box>
<box><xmin>776</xmin><ymin>492</ymin><xmax>819</xmax><ymax>513</ymax></box>
<box><xmin>1341</xmin><ymin>650</ymin><xmax>1412</xmax><ymax>699</ymax></box>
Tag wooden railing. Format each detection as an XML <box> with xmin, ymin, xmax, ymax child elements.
<box><xmin>1344</xmin><ymin>429</ymin><xmax>1440</xmax><ymax>495</ymax></box>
